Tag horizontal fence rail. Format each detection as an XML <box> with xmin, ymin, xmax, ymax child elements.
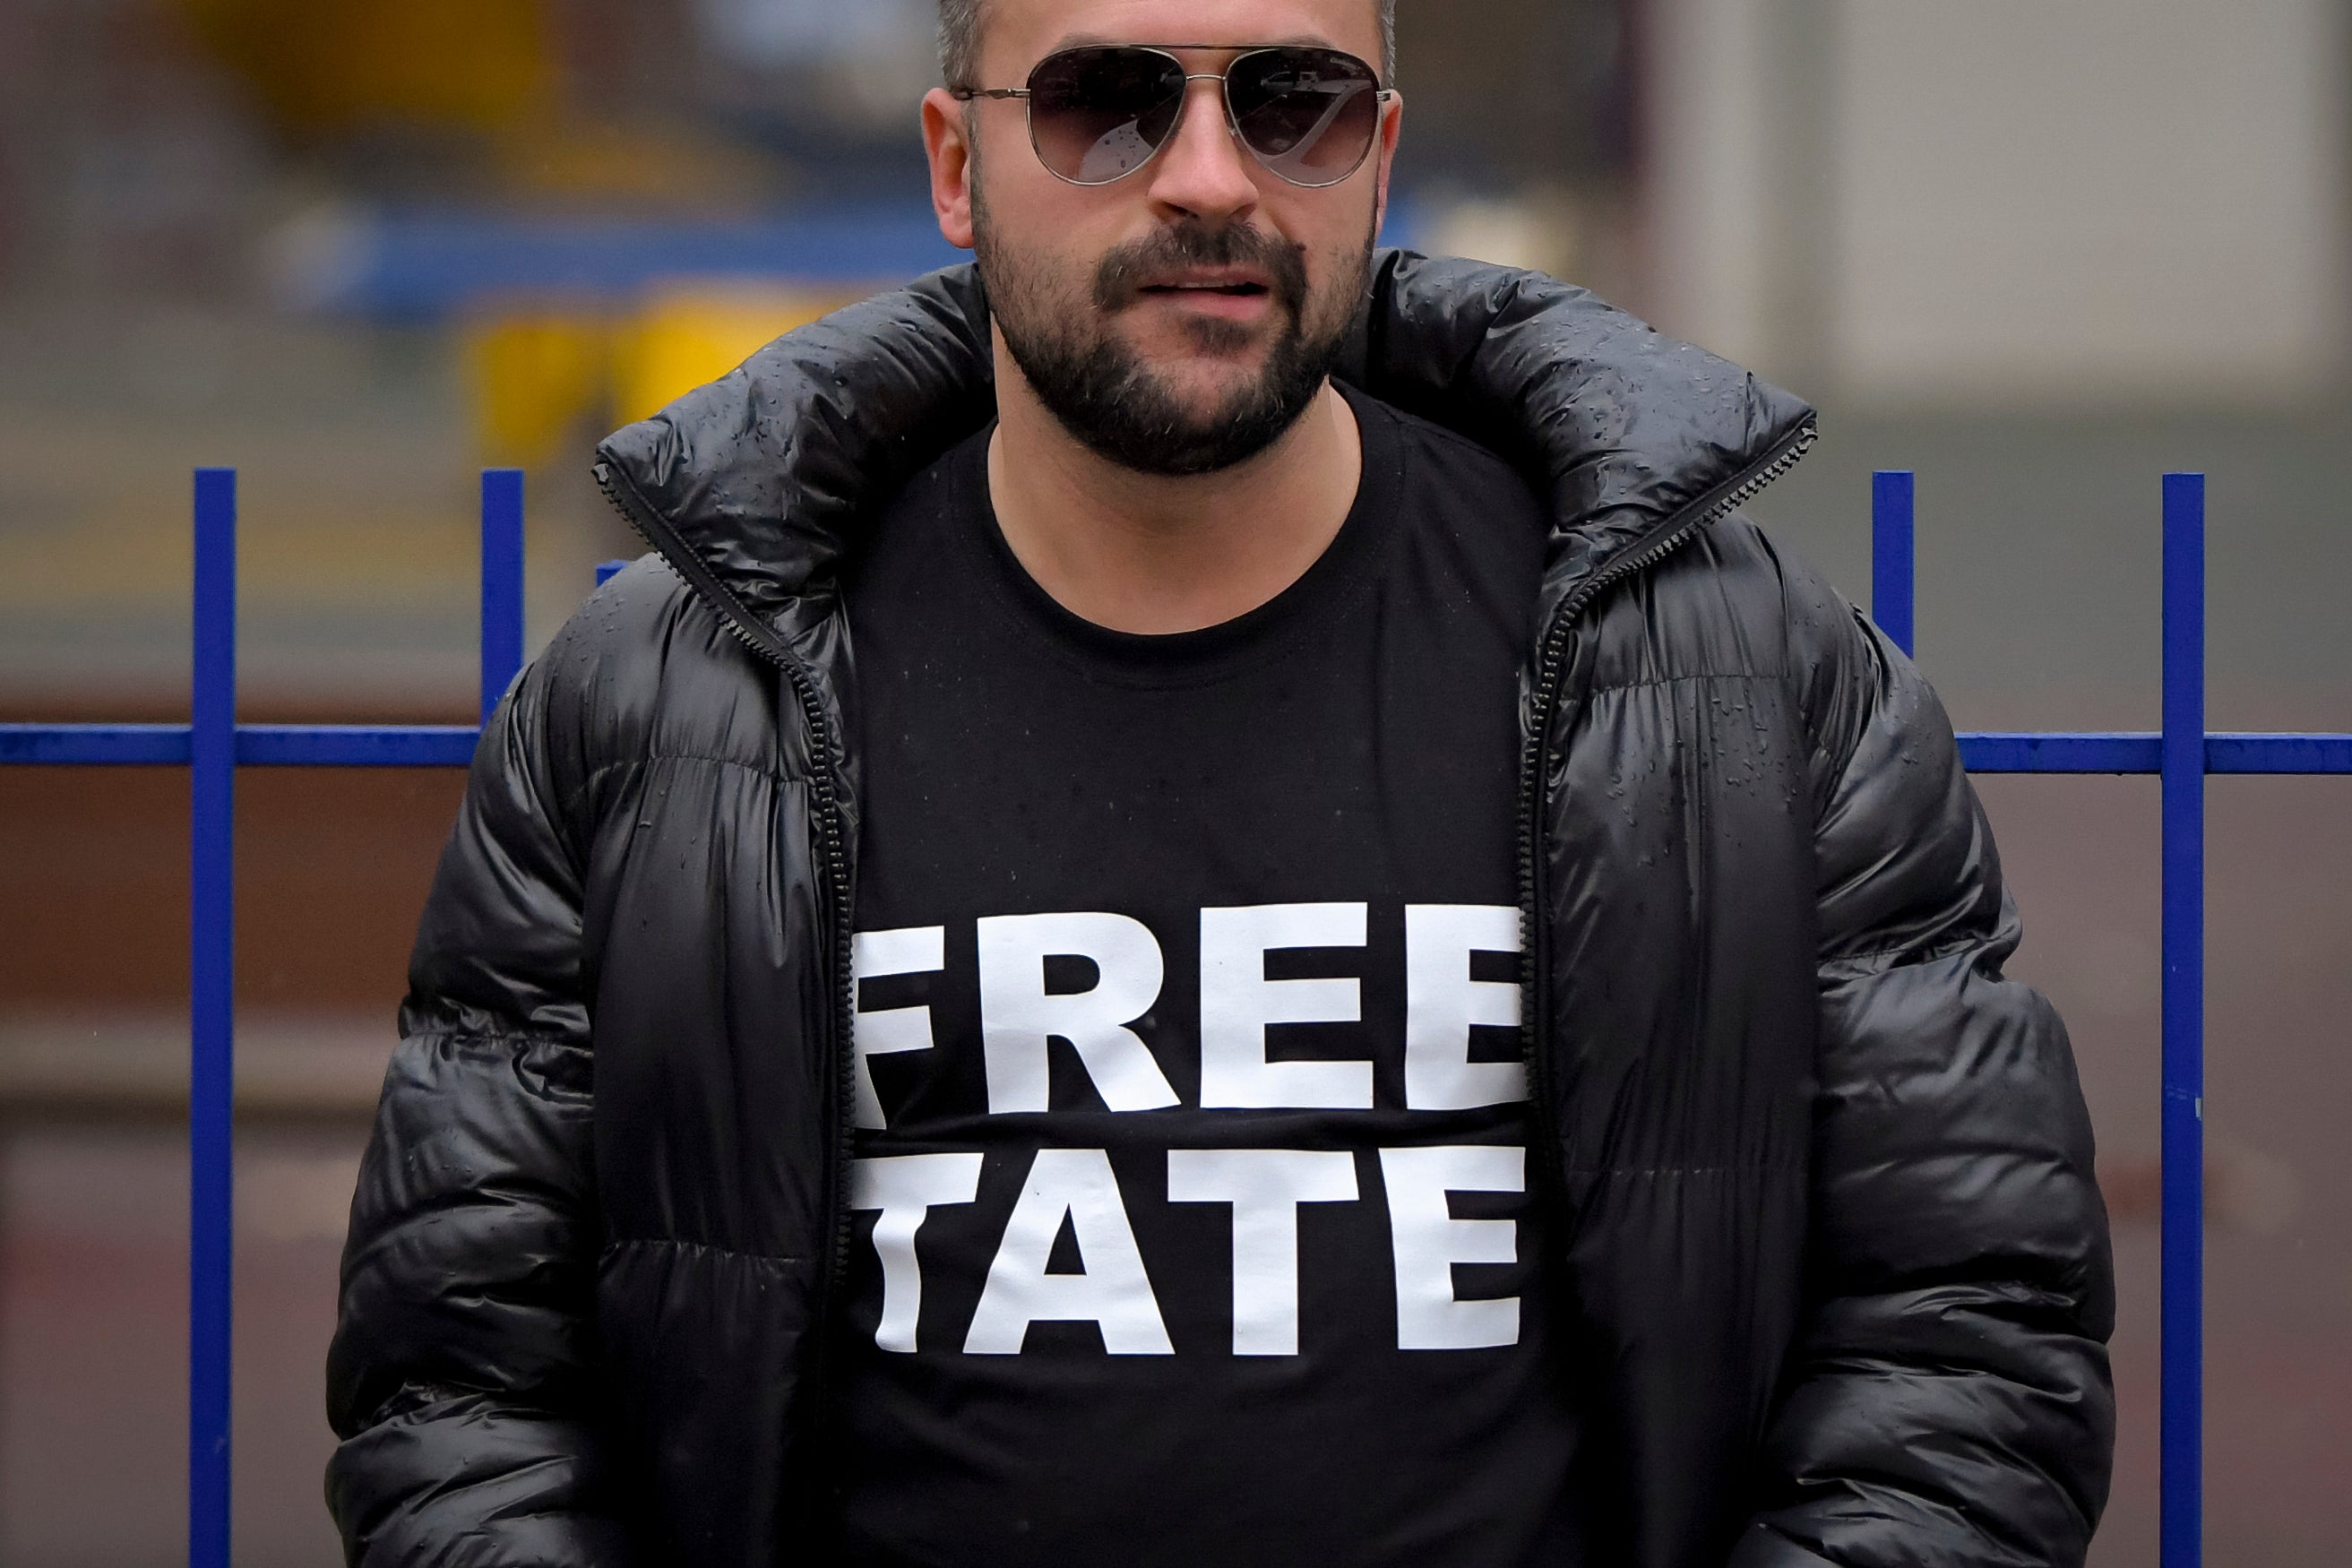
<box><xmin>18</xmin><ymin>721</ymin><xmax>2352</xmax><ymax>776</ymax></box>
<box><xmin>0</xmin><ymin>466</ymin><xmax>2348</xmax><ymax>1568</ymax></box>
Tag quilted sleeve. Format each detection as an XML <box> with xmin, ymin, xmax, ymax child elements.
<box><xmin>1730</xmin><ymin>556</ymin><xmax>2117</xmax><ymax>1566</ymax></box>
<box><xmin>323</xmin><ymin>633</ymin><xmax>632</xmax><ymax>1566</ymax></box>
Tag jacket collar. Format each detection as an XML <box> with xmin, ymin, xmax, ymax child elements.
<box><xmin>592</xmin><ymin>250</ymin><xmax>1814</xmax><ymax>654</ymax></box>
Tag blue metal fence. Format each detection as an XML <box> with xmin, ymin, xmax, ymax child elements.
<box><xmin>1</xmin><ymin>465</ymin><xmax>2348</xmax><ymax>1567</ymax></box>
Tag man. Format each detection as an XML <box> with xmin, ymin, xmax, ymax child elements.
<box><xmin>326</xmin><ymin>0</ymin><xmax>2115</xmax><ymax>1563</ymax></box>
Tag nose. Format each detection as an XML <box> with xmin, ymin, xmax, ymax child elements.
<box><xmin>1143</xmin><ymin>74</ymin><xmax>1261</xmax><ymax>226</ymax></box>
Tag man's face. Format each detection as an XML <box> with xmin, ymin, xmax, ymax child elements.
<box><xmin>924</xmin><ymin>0</ymin><xmax>1401</xmax><ymax>474</ymax></box>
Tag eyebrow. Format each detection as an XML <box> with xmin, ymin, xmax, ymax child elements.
<box><xmin>1045</xmin><ymin>32</ymin><xmax>1342</xmax><ymax>53</ymax></box>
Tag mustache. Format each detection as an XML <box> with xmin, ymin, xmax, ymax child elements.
<box><xmin>1090</xmin><ymin>223</ymin><xmax>1311</xmax><ymax>316</ymax></box>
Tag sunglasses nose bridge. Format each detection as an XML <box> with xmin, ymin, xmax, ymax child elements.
<box><xmin>1128</xmin><ymin>71</ymin><xmax>1229</xmax><ymax>154</ymax></box>
<box><xmin>1142</xmin><ymin>70</ymin><xmax>1264</xmax><ymax>207</ymax></box>
<box><xmin>1171</xmin><ymin>71</ymin><xmax>1231</xmax><ymax>137</ymax></box>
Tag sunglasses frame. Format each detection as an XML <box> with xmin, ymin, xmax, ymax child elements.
<box><xmin>952</xmin><ymin>43</ymin><xmax>1396</xmax><ymax>189</ymax></box>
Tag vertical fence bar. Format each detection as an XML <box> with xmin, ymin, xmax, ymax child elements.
<box><xmin>1872</xmin><ymin>470</ymin><xmax>1917</xmax><ymax>658</ymax></box>
<box><xmin>188</xmin><ymin>468</ymin><xmax>237</xmax><ymax>1568</ymax></box>
<box><xmin>2159</xmin><ymin>472</ymin><xmax>2206</xmax><ymax>1568</ymax></box>
<box><xmin>480</xmin><ymin>470</ymin><xmax>526</xmax><ymax>725</ymax></box>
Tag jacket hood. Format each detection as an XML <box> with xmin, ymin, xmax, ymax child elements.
<box><xmin>591</xmin><ymin>250</ymin><xmax>1815</xmax><ymax>646</ymax></box>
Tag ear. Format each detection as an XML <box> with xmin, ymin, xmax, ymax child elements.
<box><xmin>924</xmin><ymin>88</ymin><xmax>978</xmax><ymax>251</ymax></box>
<box><xmin>1370</xmin><ymin>90</ymin><xmax>1404</xmax><ymax>236</ymax></box>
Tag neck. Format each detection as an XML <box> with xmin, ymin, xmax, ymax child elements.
<box><xmin>985</xmin><ymin>326</ymin><xmax>1363</xmax><ymax>634</ymax></box>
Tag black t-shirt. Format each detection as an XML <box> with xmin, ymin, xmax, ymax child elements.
<box><xmin>833</xmin><ymin>386</ymin><xmax>1578</xmax><ymax>1567</ymax></box>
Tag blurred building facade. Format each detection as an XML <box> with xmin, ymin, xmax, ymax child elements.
<box><xmin>1646</xmin><ymin>0</ymin><xmax>2346</xmax><ymax>405</ymax></box>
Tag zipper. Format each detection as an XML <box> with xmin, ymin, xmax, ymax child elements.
<box><xmin>592</xmin><ymin>402</ymin><xmax>1812</xmax><ymax>1456</ymax></box>
<box><xmin>590</xmin><ymin>461</ymin><xmax>864</xmax><ymax>1452</ymax></box>
<box><xmin>1514</xmin><ymin>418</ymin><xmax>1817</xmax><ymax>1201</ymax></box>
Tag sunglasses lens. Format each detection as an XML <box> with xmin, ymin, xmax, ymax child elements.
<box><xmin>1228</xmin><ymin>47</ymin><xmax>1382</xmax><ymax>185</ymax></box>
<box><xmin>1027</xmin><ymin>47</ymin><xmax>1188</xmax><ymax>185</ymax></box>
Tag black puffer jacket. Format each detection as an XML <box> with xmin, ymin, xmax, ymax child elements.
<box><xmin>326</xmin><ymin>253</ymin><xmax>2114</xmax><ymax>1567</ymax></box>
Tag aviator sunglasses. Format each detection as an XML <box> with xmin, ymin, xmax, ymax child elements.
<box><xmin>952</xmin><ymin>44</ymin><xmax>1394</xmax><ymax>188</ymax></box>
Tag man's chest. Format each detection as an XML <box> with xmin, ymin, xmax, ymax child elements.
<box><xmin>845</xmin><ymin>633</ymin><xmax>1537</xmax><ymax>1365</ymax></box>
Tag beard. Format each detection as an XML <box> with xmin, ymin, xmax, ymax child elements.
<box><xmin>975</xmin><ymin>201</ymin><xmax>1374</xmax><ymax>477</ymax></box>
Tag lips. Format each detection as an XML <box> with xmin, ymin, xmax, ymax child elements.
<box><xmin>1091</xmin><ymin>228</ymin><xmax>1307</xmax><ymax>318</ymax></box>
<box><xmin>1134</xmin><ymin>269</ymin><xmax>1272</xmax><ymax>300</ymax></box>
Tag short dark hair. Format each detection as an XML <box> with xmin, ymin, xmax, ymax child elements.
<box><xmin>937</xmin><ymin>1</ymin><xmax>1398</xmax><ymax>91</ymax></box>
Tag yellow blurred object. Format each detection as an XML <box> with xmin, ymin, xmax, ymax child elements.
<box><xmin>460</xmin><ymin>287</ymin><xmax>864</xmax><ymax>465</ymax></box>
<box><xmin>463</xmin><ymin>310</ymin><xmax>610</xmax><ymax>467</ymax></box>
<box><xmin>177</xmin><ymin>0</ymin><xmax>553</xmax><ymax>135</ymax></box>
<box><xmin>613</xmin><ymin>286</ymin><xmax>856</xmax><ymax>425</ymax></box>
